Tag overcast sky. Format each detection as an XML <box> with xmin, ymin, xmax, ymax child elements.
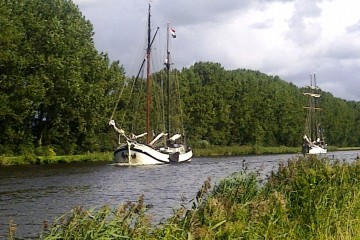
<box><xmin>73</xmin><ymin>0</ymin><xmax>360</xmax><ymax>101</ymax></box>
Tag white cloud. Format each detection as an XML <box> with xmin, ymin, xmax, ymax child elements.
<box><xmin>73</xmin><ymin>0</ymin><xmax>360</xmax><ymax>101</ymax></box>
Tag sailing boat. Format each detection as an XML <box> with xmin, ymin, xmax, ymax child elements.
<box><xmin>301</xmin><ymin>72</ymin><xmax>327</xmax><ymax>155</ymax></box>
<box><xmin>109</xmin><ymin>4</ymin><xmax>193</xmax><ymax>165</ymax></box>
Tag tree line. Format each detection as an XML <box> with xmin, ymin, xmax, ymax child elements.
<box><xmin>1</xmin><ymin>0</ymin><xmax>360</xmax><ymax>156</ymax></box>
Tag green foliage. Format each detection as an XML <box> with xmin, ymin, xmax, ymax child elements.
<box><xmin>38</xmin><ymin>157</ymin><xmax>360</xmax><ymax>239</ymax></box>
<box><xmin>0</xmin><ymin>152</ymin><xmax>112</xmax><ymax>166</ymax></box>
<box><xmin>35</xmin><ymin>146</ymin><xmax>57</xmax><ymax>157</ymax></box>
<box><xmin>194</xmin><ymin>145</ymin><xmax>300</xmax><ymax>156</ymax></box>
<box><xmin>20</xmin><ymin>152</ymin><xmax>38</xmax><ymax>164</ymax></box>
<box><xmin>0</xmin><ymin>0</ymin><xmax>123</xmax><ymax>155</ymax></box>
<box><xmin>1</xmin><ymin>0</ymin><xmax>360</xmax><ymax>156</ymax></box>
<box><xmin>191</xmin><ymin>140</ymin><xmax>210</xmax><ymax>149</ymax></box>
<box><xmin>263</xmin><ymin>156</ymin><xmax>360</xmax><ymax>238</ymax></box>
<box><xmin>181</xmin><ymin>63</ymin><xmax>307</xmax><ymax>147</ymax></box>
<box><xmin>180</xmin><ymin>62</ymin><xmax>360</xmax><ymax>148</ymax></box>
<box><xmin>164</xmin><ymin>157</ymin><xmax>360</xmax><ymax>239</ymax></box>
<box><xmin>42</xmin><ymin>195</ymin><xmax>152</xmax><ymax>239</ymax></box>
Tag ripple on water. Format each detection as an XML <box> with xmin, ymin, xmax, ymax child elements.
<box><xmin>1</xmin><ymin>151</ymin><xmax>359</xmax><ymax>238</ymax></box>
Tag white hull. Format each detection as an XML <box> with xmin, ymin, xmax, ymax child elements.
<box><xmin>308</xmin><ymin>145</ymin><xmax>327</xmax><ymax>155</ymax></box>
<box><xmin>302</xmin><ymin>141</ymin><xmax>327</xmax><ymax>155</ymax></box>
<box><xmin>113</xmin><ymin>142</ymin><xmax>192</xmax><ymax>165</ymax></box>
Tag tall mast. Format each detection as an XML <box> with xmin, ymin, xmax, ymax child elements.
<box><xmin>165</xmin><ymin>23</ymin><xmax>171</xmax><ymax>139</ymax></box>
<box><xmin>313</xmin><ymin>72</ymin><xmax>322</xmax><ymax>140</ymax></box>
<box><xmin>146</xmin><ymin>3</ymin><xmax>151</xmax><ymax>144</ymax></box>
<box><xmin>303</xmin><ymin>71</ymin><xmax>322</xmax><ymax>141</ymax></box>
<box><xmin>310</xmin><ymin>73</ymin><xmax>315</xmax><ymax>141</ymax></box>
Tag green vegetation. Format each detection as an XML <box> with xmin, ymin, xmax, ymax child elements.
<box><xmin>7</xmin><ymin>156</ymin><xmax>355</xmax><ymax>239</ymax></box>
<box><xmin>0</xmin><ymin>0</ymin><xmax>122</xmax><ymax>156</ymax></box>
<box><xmin>193</xmin><ymin>144</ymin><xmax>340</xmax><ymax>157</ymax></box>
<box><xmin>1</xmin><ymin>0</ymin><xmax>360</xmax><ymax>158</ymax></box>
<box><xmin>194</xmin><ymin>145</ymin><xmax>304</xmax><ymax>156</ymax></box>
<box><xmin>3</xmin><ymin>1</ymin><xmax>360</xmax><ymax>239</ymax></box>
<box><xmin>0</xmin><ymin>152</ymin><xmax>112</xmax><ymax>166</ymax></box>
<box><xmin>0</xmin><ymin>144</ymin><xmax>350</xmax><ymax>166</ymax></box>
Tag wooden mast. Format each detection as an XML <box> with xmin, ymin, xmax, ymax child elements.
<box><xmin>303</xmin><ymin>72</ymin><xmax>323</xmax><ymax>142</ymax></box>
<box><xmin>313</xmin><ymin>72</ymin><xmax>323</xmax><ymax>141</ymax></box>
<box><xmin>165</xmin><ymin>23</ymin><xmax>171</xmax><ymax>140</ymax></box>
<box><xmin>146</xmin><ymin>3</ymin><xmax>151</xmax><ymax>144</ymax></box>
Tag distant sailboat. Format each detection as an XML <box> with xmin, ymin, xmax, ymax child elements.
<box><xmin>302</xmin><ymin>72</ymin><xmax>327</xmax><ymax>155</ymax></box>
<box><xmin>109</xmin><ymin>4</ymin><xmax>193</xmax><ymax>165</ymax></box>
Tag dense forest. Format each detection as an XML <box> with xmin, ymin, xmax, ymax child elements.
<box><xmin>1</xmin><ymin>0</ymin><xmax>360</xmax><ymax>156</ymax></box>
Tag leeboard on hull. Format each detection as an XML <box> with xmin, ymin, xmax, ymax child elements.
<box><xmin>302</xmin><ymin>142</ymin><xmax>327</xmax><ymax>155</ymax></box>
<box><xmin>113</xmin><ymin>142</ymin><xmax>192</xmax><ymax>165</ymax></box>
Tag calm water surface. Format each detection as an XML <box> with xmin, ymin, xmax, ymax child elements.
<box><xmin>0</xmin><ymin>151</ymin><xmax>358</xmax><ymax>239</ymax></box>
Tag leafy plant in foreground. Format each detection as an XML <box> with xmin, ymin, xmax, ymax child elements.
<box><xmin>30</xmin><ymin>156</ymin><xmax>360</xmax><ymax>239</ymax></box>
<box><xmin>42</xmin><ymin>195</ymin><xmax>152</xmax><ymax>239</ymax></box>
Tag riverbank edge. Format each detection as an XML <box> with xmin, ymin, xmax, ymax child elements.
<box><xmin>1</xmin><ymin>145</ymin><xmax>359</xmax><ymax>166</ymax></box>
<box><xmin>31</xmin><ymin>155</ymin><xmax>360</xmax><ymax>239</ymax></box>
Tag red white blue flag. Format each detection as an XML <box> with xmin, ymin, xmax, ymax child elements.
<box><xmin>171</xmin><ymin>28</ymin><xmax>176</xmax><ymax>38</ymax></box>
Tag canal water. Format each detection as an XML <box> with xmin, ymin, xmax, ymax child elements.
<box><xmin>0</xmin><ymin>151</ymin><xmax>358</xmax><ymax>239</ymax></box>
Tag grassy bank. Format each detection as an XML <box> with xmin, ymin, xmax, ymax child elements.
<box><xmin>7</xmin><ymin>155</ymin><xmax>360</xmax><ymax>239</ymax></box>
<box><xmin>0</xmin><ymin>144</ymin><xmax>355</xmax><ymax>166</ymax></box>
<box><xmin>193</xmin><ymin>144</ymin><xmax>342</xmax><ymax>157</ymax></box>
<box><xmin>0</xmin><ymin>152</ymin><xmax>113</xmax><ymax>166</ymax></box>
<box><xmin>193</xmin><ymin>145</ymin><xmax>300</xmax><ymax>156</ymax></box>
<box><xmin>337</xmin><ymin>147</ymin><xmax>360</xmax><ymax>151</ymax></box>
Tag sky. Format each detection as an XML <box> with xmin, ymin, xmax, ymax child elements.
<box><xmin>72</xmin><ymin>0</ymin><xmax>360</xmax><ymax>101</ymax></box>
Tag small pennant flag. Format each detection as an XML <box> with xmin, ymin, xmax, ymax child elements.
<box><xmin>171</xmin><ymin>28</ymin><xmax>176</xmax><ymax>38</ymax></box>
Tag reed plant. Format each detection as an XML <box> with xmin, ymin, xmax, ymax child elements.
<box><xmin>264</xmin><ymin>156</ymin><xmax>360</xmax><ymax>239</ymax></box>
<box><xmin>41</xmin><ymin>195</ymin><xmax>153</xmax><ymax>239</ymax></box>
<box><xmin>156</xmin><ymin>156</ymin><xmax>360</xmax><ymax>239</ymax></box>
<box><xmin>10</xmin><ymin>155</ymin><xmax>360</xmax><ymax>239</ymax></box>
<box><xmin>171</xmin><ymin>155</ymin><xmax>360</xmax><ymax>239</ymax></box>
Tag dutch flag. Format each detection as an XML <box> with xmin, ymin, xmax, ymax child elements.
<box><xmin>171</xmin><ymin>28</ymin><xmax>176</xmax><ymax>38</ymax></box>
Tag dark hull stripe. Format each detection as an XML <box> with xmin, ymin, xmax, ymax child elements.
<box><xmin>114</xmin><ymin>146</ymin><xmax>192</xmax><ymax>163</ymax></box>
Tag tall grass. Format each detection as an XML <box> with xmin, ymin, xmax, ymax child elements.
<box><xmin>172</xmin><ymin>155</ymin><xmax>360</xmax><ymax>239</ymax></box>
<box><xmin>8</xmin><ymin>156</ymin><xmax>360</xmax><ymax>239</ymax></box>
<box><xmin>41</xmin><ymin>195</ymin><xmax>153</xmax><ymax>239</ymax></box>
<box><xmin>264</xmin><ymin>156</ymin><xmax>360</xmax><ymax>239</ymax></box>
<box><xmin>0</xmin><ymin>145</ymin><xmax>343</xmax><ymax>166</ymax></box>
<box><xmin>0</xmin><ymin>152</ymin><xmax>112</xmax><ymax>166</ymax></box>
